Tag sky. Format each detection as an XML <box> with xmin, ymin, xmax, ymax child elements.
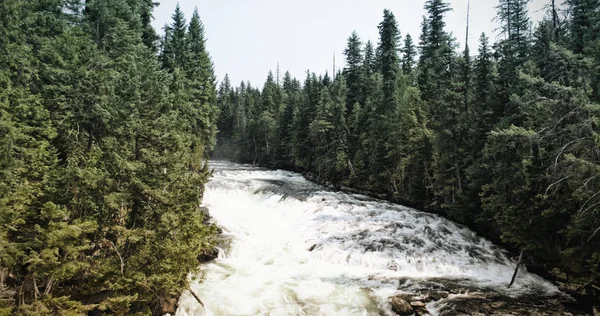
<box><xmin>152</xmin><ymin>0</ymin><xmax>549</xmax><ymax>87</ymax></box>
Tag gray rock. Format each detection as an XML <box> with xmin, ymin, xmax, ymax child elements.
<box><xmin>197</xmin><ymin>247</ymin><xmax>219</xmax><ymax>262</ymax></box>
<box><xmin>199</xmin><ymin>207</ymin><xmax>211</xmax><ymax>224</ymax></box>
<box><xmin>390</xmin><ymin>296</ymin><xmax>414</xmax><ymax>315</ymax></box>
<box><xmin>427</xmin><ymin>290</ymin><xmax>449</xmax><ymax>301</ymax></box>
<box><xmin>410</xmin><ymin>301</ymin><xmax>426</xmax><ymax>308</ymax></box>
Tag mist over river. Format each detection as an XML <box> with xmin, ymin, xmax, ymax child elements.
<box><xmin>176</xmin><ymin>161</ymin><xmax>563</xmax><ymax>316</ymax></box>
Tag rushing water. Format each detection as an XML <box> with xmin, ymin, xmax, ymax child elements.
<box><xmin>176</xmin><ymin>161</ymin><xmax>559</xmax><ymax>316</ymax></box>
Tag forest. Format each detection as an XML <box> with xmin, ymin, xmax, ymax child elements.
<box><xmin>0</xmin><ymin>0</ymin><xmax>219</xmax><ymax>314</ymax></box>
<box><xmin>214</xmin><ymin>0</ymin><xmax>600</xmax><ymax>305</ymax></box>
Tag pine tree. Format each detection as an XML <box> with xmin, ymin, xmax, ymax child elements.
<box><xmin>568</xmin><ymin>0</ymin><xmax>600</xmax><ymax>54</ymax></box>
<box><xmin>472</xmin><ymin>33</ymin><xmax>498</xmax><ymax>145</ymax></box>
<box><xmin>279</xmin><ymin>72</ymin><xmax>301</xmax><ymax>167</ymax></box>
<box><xmin>161</xmin><ymin>3</ymin><xmax>187</xmax><ymax>71</ymax></box>
<box><xmin>294</xmin><ymin>72</ymin><xmax>320</xmax><ymax>169</ymax></box>
<box><xmin>401</xmin><ymin>33</ymin><xmax>417</xmax><ymax>76</ymax></box>
<box><xmin>418</xmin><ymin>0</ymin><xmax>453</xmax><ymax>102</ymax></box>
<box><xmin>311</xmin><ymin>75</ymin><xmax>349</xmax><ymax>182</ymax></box>
<box><xmin>216</xmin><ymin>74</ymin><xmax>235</xmax><ymax>156</ymax></box>
<box><xmin>186</xmin><ymin>7</ymin><xmax>219</xmax><ymax>154</ymax></box>
<box><xmin>496</xmin><ymin>0</ymin><xmax>531</xmax><ymax>59</ymax></box>
<box><xmin>363</xmin><ymin>40</ymin><xmax>377</xmax><ymax>75</ymax></box>
<box><xmin>140</xmin><ymin>0</ymin><xmax>159</xmax><ymax>51</ymax></box>
<box><xmin>343</xmin><ymin>31</ymin><xmax>364</xmax><ymax>114</ymax></box>
<box><xmin>495</xmin><ymin>0</ymin><xmax>532</xmax><ymax>124</ymax></box>
<box><xmin>377</xmin><ymin>9</ymin><xmax>401</xmax><ymax>111</ymax></box>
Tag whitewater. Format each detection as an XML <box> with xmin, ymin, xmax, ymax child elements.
<box><xmin>176</xmin><ymin>160</ymin><xmax>560</xmax><ymax>316</ymax></box>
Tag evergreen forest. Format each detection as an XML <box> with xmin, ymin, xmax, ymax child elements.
<box><xmin>1</xmin><ymin>0</ymin><xmax>599</xmax><ymax>314</ymax></box>
<box><xmin>214</xmin><ymin>0</ymin><xmax>600</xmax><ymax>305</ymax></box>
<box><xmin>1</xmin><ymin>1</ymin><xmax>219</xmax><ymax>314</ymax></box>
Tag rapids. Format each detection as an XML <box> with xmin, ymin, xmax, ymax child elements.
<box><xmin>176</xmin><ymin>161</ymin><xmax>560</xmax><ymax>316</ymax></box>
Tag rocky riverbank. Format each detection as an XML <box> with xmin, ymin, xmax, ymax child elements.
<box><xmin>385</xmin><ymin>277</ymin><xmax>590</xmax><ymax>316</ymax></box>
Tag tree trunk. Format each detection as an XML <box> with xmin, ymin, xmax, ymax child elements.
<box><xmin>189</xmin><ymin>288</ymin><xmax>205</xmax><ymax>308</ymax></box>
<box><xmin>508</xmin><ymin>249</ymin><xmax>524</xmax><ymax>288</ymax></box>
<box><xmin>552</xmin><ymin>0</ymin><xmax>559</xmax><ymax>41</ymax></box>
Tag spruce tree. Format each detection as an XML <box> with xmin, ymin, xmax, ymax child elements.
<box><xmin>377</xmin><ymin>9</ymin><xmax>401</xmax><ymax>111</ymax></box>
<box><xmin>363</xmin><ymin>40</ymin><xmax>377</xmax><ymax>75</ymax></box>
<box><xmin>187</xmin><ymin>7</ymin><xmax>219</xmax><ymax>154</ymax></box>
<box><xmin>401</xmin><ymin>33</ymin><xmax>417</xmax><ymax>76</ymax></box>
<box><xmin>343</xmin><ymin>31</ymin><xmax>364</xmax><ymax>114</ymax></box>
<box><xmin>279</xmin><ymin>72</ymin><xmax>301</xmax><ymax>167</ymax></box>
<box><xmin>216</xmin><ymin>74</ymin><xmax>235</xmax><ymax>156</ymax></box>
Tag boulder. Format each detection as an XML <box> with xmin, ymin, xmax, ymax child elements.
<box><xmin>161</xmin><ymin>297</ymin><xmax>178</xmax><ymax>314</ymax></box>
<box><xmin>427</xmin><ymin>290</ymin><xmax>449</xmax><ymax>301</ymax></box>
<box><xmin>593</xmin><ymin>306</ymin><xmax>599</xmax><ymax>316</ymax></box>
<box><xmin>390</xmin><ymin>296</ymin><xmax>414</xmax><ymax>315</ymax></box>
<box><xmin>393</xmin><ymin>293</ymin><xmax>418</xmax><ymax>302</ymax></box>
<box><xmin>199</xmin><ymin>207</ymin><xmax>211</xmax><ymax>224</ymax></box>
<box><xmin>197</xmin><ymin>247</ymin><xmax>219</xmax><ymax>263</ymax></box>
<box><xmin>410</xmin><ymin>301</ymin><xmax>426</xmax><ymax>308</ymax></box>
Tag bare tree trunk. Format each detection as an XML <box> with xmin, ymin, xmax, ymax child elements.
<box><xmin>189</xmin><ymin>288</ymin><xmax>205</xmax><ymax>308</ymax></box>
<box><xmin>44</xmin><ymin>275</ymin><xmax>54</xmax><ymax>296</ymax></box>
<box><xmin>508</xmin><ymin>250</ymin><xmax>524</xmax><ymax>288</ymax></box>
<box><xmin>33</xmin><ymin>277</ymin><xmax>39</xmax><ymax>300</ymax></box>
<box><xmin>551</xmin><ymin>0</ymin><xmax>559</xmax><ymax>41</ymax></box>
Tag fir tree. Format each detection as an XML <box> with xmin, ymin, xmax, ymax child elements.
<box><xmin>401</xmin><ymin>33</ymin><xmax>417</xmax><ymax>76</ymax></box>
<box><xmin>343</xmin><ymin>31</ymin><xmax>364</xmax><ymax>114</ymax></box>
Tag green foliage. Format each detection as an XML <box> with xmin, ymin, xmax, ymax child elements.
<box><xmin>343</xmin><ymin>31</ymin><xmax>364</xmax><ymax>115</ymax></box>
<box><xmin>1</xmin><ymin>1</ymin><xmax>219</xmax><ymax>314</ymax></box>
<box><xmin>401</xmin><ymin>34</ymin><xmax>417</xmax><ymax>77</ymax></box>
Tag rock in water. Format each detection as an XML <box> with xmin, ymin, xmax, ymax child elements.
<box><xmin>427</xmin><ymin>290</ymin><xmax>449</xmax><ymax>301</ymax></box>
<box><xmin>199</xmin><ymin>206</ymin><xmax>211</xmax><ymax>224</ymax></box>
<box><xmin>390</xmin><ymin>296</ymin><xmax>414</xmax><ymax>315</ymax></box>
<box><xmin>161</xmin><ymin>297</ymin><xmax>178</xmax><ymax>314</ymax></box>
<box><xmin>197</xmin><ymin>247</ymin><xmax>219</xmax><ymax>263</ymax></box>
<box><xmin>410</xmin><ymin>301</ymin><xmax>426</xmax><ymax>307</ymax></box>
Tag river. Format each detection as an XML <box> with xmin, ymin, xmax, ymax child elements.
<box><xmin>176</xmin><ymin>160</ymin><xmax>562</xmax><ymax>316</ymax></box>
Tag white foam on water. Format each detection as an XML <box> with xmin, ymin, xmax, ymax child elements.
<box><xmin>176</xmin><ymin>161</ymin><xmax>559</xmax><ymax>316</ymax></box>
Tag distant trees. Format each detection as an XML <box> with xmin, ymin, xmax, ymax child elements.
<box><xmin>215</xmin><ymin>2</ymin><xmax>600</xmax><ymax>299</ymax></box>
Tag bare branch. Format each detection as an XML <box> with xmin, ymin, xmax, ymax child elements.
<box><xmin>110</xmin><ymin>241</ymin><xmax>124</xmax><ymax>275</ymax></box>
<box><xmin>554</xmin><ymin>140</ymin><xmax>577</xmax><ymax>172</ymax></box>
<box><xmin>44</xmin><ymin>275</ymin><xmax>54</xmax><ymax>296</ymax></box>
<box><xmin>33</xmin><ymin>277</ymin><xmax>40</xmax><ymax>300</ymax></box>
<box><xmin>544</xmin><ymin>176</ymin><xmax>569</xmax><ymax>197</ymax></box>
<box><xmin>579</xmin><ymin>191</ymin><xmax>600</xmax><ymax>216</ymax></box>
<box><xmin>189</xmin><ymin>287</ymin><xmax>205</xmax><ymax>308</ymax></box>
<box><xmin>588</xmin><ymin>227</ymin><xmax>600</xmax><ymax>242</ymax></box>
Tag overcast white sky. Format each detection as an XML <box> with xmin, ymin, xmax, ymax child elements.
<box><xmin>152</xmin><ymin>0</ymin><xmax>549</xmax><ymax>86</ymax></box>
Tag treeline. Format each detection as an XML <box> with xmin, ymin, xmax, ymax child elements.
<box><xmin>215</xmin><ymin>0</ymin><xmax>600</xmax><ymax>298</ymax></box>
<box><xmin>1</xmin><ymin>1</ymin><xmax>218</xmax><ymax>314</ymax></box>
